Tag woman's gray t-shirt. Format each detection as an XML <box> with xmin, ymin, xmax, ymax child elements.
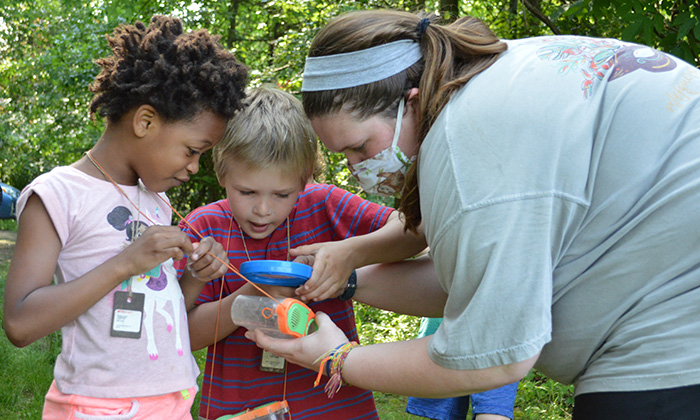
<box><xmin>419</xmin><ymin>35</ymin><xmax>700</xmax><ymax>394</ymax></box>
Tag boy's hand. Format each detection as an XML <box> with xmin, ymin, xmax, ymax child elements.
<box><xmin>255</xmin><ymin>283</ymin><xmax>297</xmax><ymax>300</ymax></box>
<box><xmin>186</xmin><ymin>236</ymin><xmax>229</xmax><ymax>283</ymax></box>
<box><xmin>290</xmin><ymin>241</ymin><xmax>357</xmax><ymax>302</ymax></box>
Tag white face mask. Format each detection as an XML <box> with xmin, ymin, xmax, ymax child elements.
<box><xmin>349</xmin><ymin>98</ymin><xmax>416</xmax><ymax>197</ymax></box>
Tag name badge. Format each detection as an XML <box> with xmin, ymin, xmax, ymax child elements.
<box><xmin>260</xmin><ymin>350</ymin><xmax>286</xmax><ymax>373</ymax></box>
<box><xmin>111</xmin><ymin>291</ymin><xmax>145</xmax><ymax>339</ymax></box>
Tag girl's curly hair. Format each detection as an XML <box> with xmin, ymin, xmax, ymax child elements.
<box><xmin>89</xmin><ymin>15</ymin><xmax>248</xmax><ymax>123</ymax></box>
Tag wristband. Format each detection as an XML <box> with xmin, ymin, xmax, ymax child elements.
<box><xmin>313</xmin><ymin>341</ymin><xmax>359</xmax><ymax>398</ymax></box>
<box><xmin>338</xmin><ymin>270</ymin><xmax>357</xmax><ymax>301</ymax></box>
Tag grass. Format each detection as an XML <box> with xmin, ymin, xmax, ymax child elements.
<box><xmin>0</xmin><ymin>219</ymin><xmax>17</xmax><ymax>231</ymax></box>
<box><xmin>0</xmin><ymin>222</ymin><xmax>573</xmax><ymax>419</ymax></box>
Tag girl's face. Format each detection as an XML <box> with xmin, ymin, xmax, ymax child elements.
<box><xmin>139</xmin><ymin>110</ymin><xmax>227</xmax><ymax>192</ymax></box>
<box><xmin>310</xmin><ymin>97</ymin><xmax>420</xmax><ymax>166</ymax></box>
<box><xmin>219</xmin><ymin>160</ymin><xmax>303</xmax><ymax>240</ymax></box>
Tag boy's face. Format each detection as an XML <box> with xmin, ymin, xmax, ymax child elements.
<box><xmin>220</xmin><ymin>159</ymin><xmax>304</xmax><ymax>240</ymax></box>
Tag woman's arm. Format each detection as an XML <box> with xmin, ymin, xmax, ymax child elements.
<box><xmin>353</xmin><ymin>255</ymin><xmax>447</xmax><ymax>317</ymax></box>
<box><xmin>342</xmin><ymin>338</ymin><xmax>535</xmax><ymax>398</ymax></box>
<box><xmin>246</xmin><ymin>312</ymin><xmax>536</xmax><ymax>398</ymax></box>
<box><xmin>292</xmin><ymin>212</ymin><xmax>427</xmax><ymax>302</ymax></box>
<box><xmin>343</xmin><ymin>211</ymin><xmax>427</xmax><ymax>265</ymax></box>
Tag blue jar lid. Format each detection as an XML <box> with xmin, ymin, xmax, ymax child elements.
<box><xmin>240</xmin><ymin>260</ymin><xmax>312</xmax><ymax>287</ymax></box>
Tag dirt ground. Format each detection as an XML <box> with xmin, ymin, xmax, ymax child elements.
<box><xmin>0</xmin><ymin>230</ymin><xmax>16</xmax><ymax>265</ymax></box>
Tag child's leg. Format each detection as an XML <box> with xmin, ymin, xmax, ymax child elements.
<box><xmin>405</xmin><ymin>395</ymin><xmax>470</xmax><ymax>420</ymax></box>
<box><xmin>469</xmin><ymin>381</ymin><xmax>519</xmax><ymax>420</ymax></box>
<box><xmin>405</xmin><ymin>317</ymin><xmax>471</xmax><ymax>420</ymax></box>
<box><xmin>42</xmin><ymin>380</ymin><xmax>196</xmax><ymax>420</ymax></box>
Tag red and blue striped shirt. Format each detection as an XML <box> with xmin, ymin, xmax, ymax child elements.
<box><xmin>177</xmin><ymin>183</ymin><xmax>391</xmax><ymax>419</ymax></box>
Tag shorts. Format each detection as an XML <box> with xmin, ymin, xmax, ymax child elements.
<box><xmin>573</xmin><ymin>383</ymin><xmax>700</xmax><ymax>420</ymax></box>
<box><xmin>405</xmin><ymin>382</ymin><xmax>518</xmax><ymax>420</ymax></box>
<box><xmin>42</xmin><ymin>380</ymin><xmax>196</xmax><ymax>420</ymax></box>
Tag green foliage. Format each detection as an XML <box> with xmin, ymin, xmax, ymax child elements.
<box><xmin>0</xmin><ymin>2</ymin><xmax>100</xmax><ymax>187</ymax></box>
<box><xmin>354</xmin><ymin>301</ymin><xmax>422</xmax><ymax>343</ymax></box>
<box><xmin>0</xmin><ymin>219</ymin><xmax>17</xmax><ymax>232</ymax></box>
<box><xmin>2</xmin><ymin>0</ymin><xmax>697</xmax><ymax>210</ymax></box>
<box><xmin>373</xmin><ymin>392</ymin><xmax>419</xmax><ymax>419</ymax></box>
<box><xmin>0</xmin><ymin>253</ymin><xmax>61</xmax><ymax>418</ymax></box>
<box><xmin>555</xmin><ymin>0</ymin><xmax>699</xmax><ymax>66</ymax></box>
<box><xmin>515</xmin><ymin>370</ymin><xmax>574</xmax><ymax>419</ymax></box>
<box><xmin>192</xmin><ymin>348</ymin><xmax>208</xmax><ymax>417</ymax></box>
<box><xmin>0</xmin><ymin>331</ymin><xmax>60</xmax><ymax>419</ymax></box>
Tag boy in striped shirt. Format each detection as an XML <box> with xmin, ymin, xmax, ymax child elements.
<box><xmin>176</xmin><ymin>87</ymin><xmax>426</xmax><ymax>420</ymax></box>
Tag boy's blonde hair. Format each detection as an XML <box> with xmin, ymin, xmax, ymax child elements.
<box><xmin>214</xmin><ymin>87</ymin><xmax>318</xmax><ymax>187</ymax></box>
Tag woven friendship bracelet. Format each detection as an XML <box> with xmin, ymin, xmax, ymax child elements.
<box><xmin>313</xmin><ymin>341</ymin><xmax>359</xmax><ymax>398</ymax></box>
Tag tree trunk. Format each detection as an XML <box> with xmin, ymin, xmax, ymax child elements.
<box><xmin>439</xmin><ymin>0</ymin><xmax>459</xmax><ymax>22</ymax></box>
<box><xmin>225</xmin><ymin>0</ymin><xmax>242</xmax><ymax>48</ymax></box>
<box><xmin>268</xmin><ymin>19</ymin><xmax>282</xmax><ymax>67</ymax></box>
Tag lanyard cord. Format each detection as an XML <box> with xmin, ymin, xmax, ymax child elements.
<box><xmin>240</xmin><ymin>217</ymin><xmax>291</xmax><ymax>262</ymax></box>
<box><xmin>200</xmin><ymin>217</ymin><xmax>234</xmax><ymax>420</ymax></box>
<box><xmin>86</xmin><ymin>151</ymin><xmax>280</xmax><ymax>301</ymax></box>
<box><xmin>228</xmin><ymin>216</ymin><xmax>292</xmax><ymax>418</ymax></box>
<box><xmin>86</xmin><ymin>152</ymin><xmax>157</xmax><ymax>225</ymax></box>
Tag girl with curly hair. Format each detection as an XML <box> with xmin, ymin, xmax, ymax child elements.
<box><xmin>4</xmin><ymin>15</ymin><xmax>247</xmax><ymax>419</ymax></box>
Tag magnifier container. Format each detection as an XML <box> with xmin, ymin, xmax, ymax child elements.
<box><xmin>216</xmin><ymin>400</ymin><xmax>290</xmax><ymax>420</ymax></box>
<box><xmin>231</xmin><ymin>295</ymin><xmax>316</xmax><ymax>339</ymax></box>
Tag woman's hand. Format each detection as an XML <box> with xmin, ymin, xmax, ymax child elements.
<box><xmin>290</xmin><ymin>241</ymin><xmax>358</xmax><ymax>302</ymax></box>
<box><xmin>245</xmin><ymin>311</ymin><xmax>348</xmax><ymax>372</ymax></box>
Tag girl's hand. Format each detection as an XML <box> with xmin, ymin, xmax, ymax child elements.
<box><xmin>245</xmin><ymin>311</ymin><xmax>348</xmax><ymax>371</ymax></box>
<box><xmin>290</xmin><ymin>241</ymin><xmax>357</xmax><ymax>302</ymax></box>
<box><xmin>121</xmin><ymin>225</ymin><xmax>194</xmax><ymax>277</ymax></box>
<box><xmin>187</xmin><ymin>236</ymin><xmax>229</xmax><ymax>283</ymax></box>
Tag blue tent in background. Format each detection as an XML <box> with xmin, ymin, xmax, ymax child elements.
<box><xmin>0</xmin><ymin>183</ymin><xmax>20</xmax><ymax>219</ymax></box>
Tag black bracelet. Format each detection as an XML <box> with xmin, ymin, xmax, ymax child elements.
<box><xmin>338</xmin><ymin>270</ymin><xmax>357</xmax><ymax>301</ymax></box>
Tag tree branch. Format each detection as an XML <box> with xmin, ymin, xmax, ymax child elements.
<box><xmin>521</xmin><ymin>0</ymin><xmax>561</xmax><ymax>34</ymax></box>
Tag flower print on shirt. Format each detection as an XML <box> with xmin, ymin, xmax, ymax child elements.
<box><xmin>107</xmin><ymin>205</ymin><xmax>186</xmax><ymax>361</ymax></box>
<box><xmin>533</xmin><ymin>37</ymin><xmax>677</xmax><ymax>98</ymax></box>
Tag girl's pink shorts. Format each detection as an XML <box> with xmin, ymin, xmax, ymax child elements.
<box><xmin>42</xmin><ymin>380</ymin><xmax>196</xmax><ymax>420</ymax></box>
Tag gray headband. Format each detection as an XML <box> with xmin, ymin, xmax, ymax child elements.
<box><xmin>301</xmin><ymin>39</ymin><xmax>422</xmax><ymax>92</ymax></box>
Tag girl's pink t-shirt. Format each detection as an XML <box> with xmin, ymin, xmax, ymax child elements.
<box><xmin>17</xmin><ymin>166</ymin><xmax>199</xmax><ymax>398</ymax></box>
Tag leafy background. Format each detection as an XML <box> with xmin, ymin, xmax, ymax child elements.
<box><xmin>1</xmin><ymin>0</ymin><xmax>698</xmax><ymax>211</ymax></box>
<box><xmin>0</xmin><ymin>1</ymin><xmax>698</xmax><ymax>418</ymax></box>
